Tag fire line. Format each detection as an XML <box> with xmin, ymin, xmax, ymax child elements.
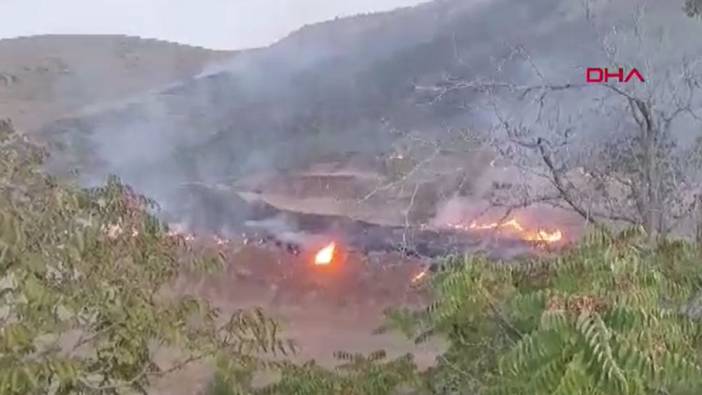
<box><xmin>450</xmin><ymin>217</ymin><xmax>563</xmax><ymax>243</ymax></box>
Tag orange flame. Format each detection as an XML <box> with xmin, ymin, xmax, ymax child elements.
<box><xmin>314</xmin><ymin>242</ymin><xmax>336</xmax><ymax>265</ymax></box>
<box><xmin>469</xmin><ymin>218</ymin><xmax>524</xmax><ymax>232</ymax></box>
<box><xmin>526</xmin><ymin>229</ymin><xmax>563</xmax><ymax>243</ymax></box>
<box><xmin>452</xmin><ymin>217</ymin><xmax>563</xmax><ymax>244</ymax></box>
<box><xmin>411</xmin><ymin>269</ymin><xmax>428</xmax><ymax>284</ymax></box>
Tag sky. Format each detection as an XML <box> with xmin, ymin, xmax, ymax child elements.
<box><xmin>0</xmin><ymin>0</ymin><xmax>429</xmax><ymax>50</ymax></box>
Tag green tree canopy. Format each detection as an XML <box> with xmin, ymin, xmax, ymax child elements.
<box><xmin>382</xmin><ymin>229</ymin><xmax>702</xmax><ymax>394</ymax></box>
<box><xmin>0</xmin><ymin>119</ymin><xmax>294</xmax><ymax>394</ymax></box>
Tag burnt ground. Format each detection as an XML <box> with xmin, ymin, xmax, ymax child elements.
<box><xmin>148</xmin><ymin>174</ymin><xmax>572</xmax><ymax>393</ymax></box>
<box><xmin>152</xmin><ymin>239</ymin><xmax>443</xmax><ymax>395</ymax></box>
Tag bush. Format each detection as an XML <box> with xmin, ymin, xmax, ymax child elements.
<box><xmin>207</xmin><ymin>351</ymin><xmax>421</xmax><ymax>395</ymax></box>
<box><xmin>0</xmin><ymin>120</ymin><xmax>294</xmax><ymax>394</ymax></box>
<box><xmin>7</xmin><ymin>117</ymin><xmax>702</xmax><ymax>394</ymax></box>
<box><xmin>383</xmin><ymin>229</ymin><xmax>702</xmax><ymax>394</ymax></box>
<box><xmin>209</xmin><ymin>226</ymin><xmax>702</xmax><ymax>395</ymax></box>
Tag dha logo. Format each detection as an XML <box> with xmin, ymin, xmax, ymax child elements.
<box><xmin>586</xmin><ymin>67</ymin><xmax>645</xmax><ymax>84</ymax></box>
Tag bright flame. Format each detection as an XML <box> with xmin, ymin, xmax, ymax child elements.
<box><xmin>526</xmin><ymin>229</ymin><xmax>563</xmax><ymax>243</ymax></box>
<box><xmin>469</xmin><ymin>218</ymin><xmax>524</xmax><ymax>232</ymax></box>
<box><xmin>411</xmin><ymin>269</ymin><xmax>428</xmax><ymax>284</ymax></box>
<box><xmin>314</xmin><ymin>242</ymin><xmax>336</xmax><ymax>265</ymax></box>
<box><xmin>451</xmin><ymin>217</ymin><xmax>563</xmax><ymax>244</ymax></box>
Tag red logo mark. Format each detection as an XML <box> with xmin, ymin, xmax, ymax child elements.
<box><xmin>586</xmin><ymin>67</ymin><xmax>645</xmax><ymax>83</ymax></box>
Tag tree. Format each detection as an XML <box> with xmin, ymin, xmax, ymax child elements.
<box><xmin>420</xmin><ymin>1</ymin><xmax>702</xmax><ymax>241</ymax></box>
<box><xmin>384</xmin><ymin>230</ymin><xmax>702</xmax><ymax>394</ymax></box>
<box><xmin>0</xmin><ymin>119</ymin><xmax>294</xmax><ymax>394</ymax></box>
<box><xmin>685</xmin><ymin>0</ymin><xmax>702</xmax><ymax>17</ymax></box>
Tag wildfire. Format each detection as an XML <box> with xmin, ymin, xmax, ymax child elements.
<box><xmin>526</xmin><ymin>229</ymin><xmax>563</xmax><ymax>243</ymax></box>
<box><xmin>411</xmin><ymin>269</ymin><xmax>428</xmax><ymax>284</ymax></box>
<box><xmin>314</xmin><ymin>242</ymin><xmax>336</xmax><ymax>265</ymax></box>
<box><xmin>450</xmin><ymin>217</ymin><xmax>563</xmax><ymax>244</ymax></box>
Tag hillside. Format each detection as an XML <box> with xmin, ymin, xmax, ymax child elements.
<box><xmin>33</xmin><ymin>0</ymin><xmax>702</xmax><ymax>237</ymax></box>
<box><xmin>0</xmin><ymin>35</ymin><xmax>233</xmax><ymax>131</ymax></box>
<box><xmin>8</xmin><ymin>95</ymin><xmax>702</xmax><ymax>395</ymax></box>
<box><xmin>2</xmin><ymin>2</ymin><xmax>702</xmax><ymax>394</ymax></box>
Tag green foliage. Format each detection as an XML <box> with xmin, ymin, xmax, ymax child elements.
<box><xmin>0</xmin><ymin>120</ymin><xmax>294</xmax><ymax>394</ymax></box>
<box><xmin>8</xmin><ymin>117</ymin><xmax>702</xmax><ymax>394</ymax></box>
<box><xmin>382</xmin><ymin>229</ymin><xmax>702</xmax><ymax>394</ymax></box>
<box><xmin>208</xmin><ymin>350</ymin><xmax>421</xmax><ymax>395</ymax></box>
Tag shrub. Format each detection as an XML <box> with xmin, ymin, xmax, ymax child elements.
<box><xmin>0</xmin><ymin>120</ymin><xmax>294</xmax><ymax>394</ymax></box>
<box><xmin>385</xmin><ymin>229</ymin><xmax>702</xmax><ymax>394</ymax></box>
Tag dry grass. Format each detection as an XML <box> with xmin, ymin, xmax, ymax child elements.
<box><xmin>0</xmin><ymin>35</ymin><xmax>232</xmax><ymax>132</ymax></box>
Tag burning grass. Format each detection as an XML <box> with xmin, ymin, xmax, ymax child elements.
<box><xmin>447</xmin><ymin>216</ymin><xmax>564</xmax><ymax>245</ymax></box>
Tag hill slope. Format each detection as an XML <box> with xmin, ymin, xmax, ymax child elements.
<box><xmin>0</xmin><ymin>35</ymin><xmax>233</xmax><ymax>131</ymax></box>
<box><xmin>36</xmin><ymin>0</ymin><xmax>702</xmax><ymax>232</ymax></box>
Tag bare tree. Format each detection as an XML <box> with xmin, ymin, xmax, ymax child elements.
<box><xmin>686</xmin><ymin>0</ymin><xmax>702</xmax><ymax>18</ymax></box>
<box><xmin>420</xmin><ymin>1</ymin><xmax>702</xmax><ymax>241</ymax></box>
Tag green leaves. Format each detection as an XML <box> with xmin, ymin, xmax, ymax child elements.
<box><xmin>0</xmin><ymin>122</ymin><xmax>295</xmax><ymax>394</ymax></box>
<box><xmin>0</xmin><ymin>323</ymin><xmax>34</xmax><ymax>354</ymax></box>
<box><xmin>7</xmin><ymin>116</ymin><xmax>702</xmax><ymax>395</ymax></box>
<box><xmin>550</xmin><ymin>354</ymin><xmax>590</xmax><ymax>395</ymax></box>
<box><xmin>576</xmin><ymin>313</ymin><xmax>628</xmax><ymax>393</ymax></box>
<box><xmin>249</xmin><ymin>351</ymin><xmax>419</xmax><ymax>395</ymax></box>
<box><xmin>377</xmin><ymin>230</ymin><xmax>702</xmax><ymax>395</ymax></box>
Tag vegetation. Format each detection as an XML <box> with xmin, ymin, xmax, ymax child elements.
<box><xmin>5</xmin><ymin>6</ymin><xmax>702</xmax><ymax>389</ymax></box>
<box><xmin>395</xmin><ymin>231</ymin><xmax>702</xmax><ymax>394</ymax></box>
<box><xmin>0</xmin><ymin>119</ymin><xmax>295</xmax><ymax>394</ymax></box>
<box><xmin>252</xmin><ymin>351</ymin><xmax>419</xmax><ymax>395</ymax></box>
<box><xmin>5</xmin><ymin>5</ymin><xmax>702</xmax><ymax>389</ymax></box>
<box><xmin>200</xmin><ymin>226</ymin><xmax>702</xmax><ymax>395</ymax></box>
<box><xmin>4</xmin><ymin>114</ymin><xmax>702</xmax><ymax>394</ymax></box>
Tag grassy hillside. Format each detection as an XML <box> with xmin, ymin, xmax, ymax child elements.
<box><xmin>0</xmin><ymin>35</ymin><xmax>233</xmax><ymax>132</ymax></box>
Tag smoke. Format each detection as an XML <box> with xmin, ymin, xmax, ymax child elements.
<box><xmin>38</xmin><ymin>0</ymin><xmax>702</xmax><ymax>239</ymax></box>
<box><xmin>244</xmin><ymin>215</ymin><xmax>328</xmax><ymax>249</ymax></box>
<box><xmin>430</xmin><ymin>196</ymin><xmax>486</xmax><ymax>227</ymax></box>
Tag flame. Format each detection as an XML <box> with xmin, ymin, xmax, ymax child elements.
<box><xmin>469</xmin><ymin>218</ymin><xmax>524</xmax><ymax>232</ymax></box>
<box><xmin>411</xmin><ymin>269</ymin><xmax>428</xmax><ymax>283</ymax></box>
<box><xmin>314</xmin><ymin>242</ymin><xmax>336</xmax><ymax>265</ymax></box>
<box><xmin>451</xmin><ymin>217</ymin><xmax>563</xmax><ymax>244</ymax></box>
<box><xmin>526</xmin><ymin>229</ymin><xmax>563</xmax><ymax>243</ymax></box>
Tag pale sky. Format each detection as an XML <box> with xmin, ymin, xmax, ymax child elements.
<box><xmin>0</xmin><ymin>0</ymin><xmax>429</xmax><ymax>50</ymax></box>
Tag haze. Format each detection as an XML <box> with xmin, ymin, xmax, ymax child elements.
<box><xmin>0</xmin><ymin>0</ymin><xmax>430</xmax><ymax>50</ymax></box>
